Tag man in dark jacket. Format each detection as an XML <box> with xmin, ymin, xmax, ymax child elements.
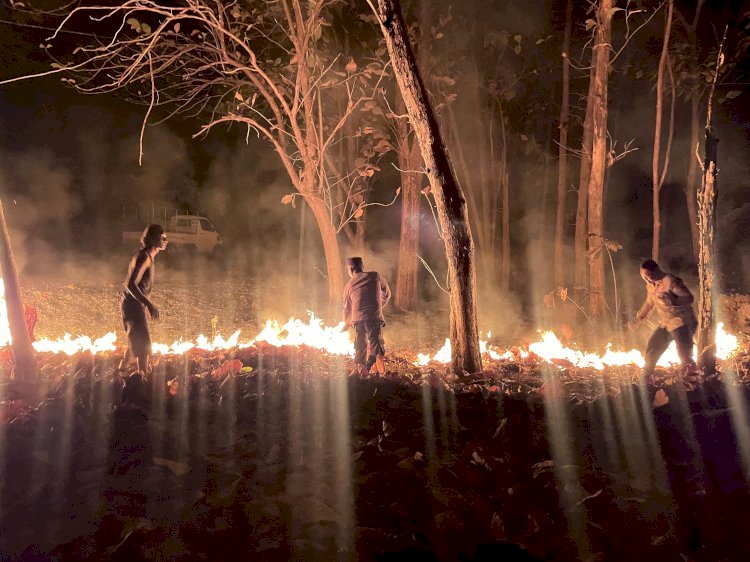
<box><xmin>119</xmin><ymin>224</ymin><xmax>168</xmax><ymax>375</ymax></box>
<box><xmin>343</xmin><ymin>257</ymin><xmax>391</xmax><ymax>375</ymax></box>
<box><xmin>628</xmin><ymin>259</ymin><xmax>697</xmax><ymax>377</ymax></box>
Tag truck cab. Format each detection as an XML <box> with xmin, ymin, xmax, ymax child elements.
<box><xmin>122</xmin><ymin>214</ymin><xmax>223</xmax><ymax>255</ymax></box>
<box><xmin>168</xmin><ymin>215</ymin><xmax>222</xmax><ymax>254</ymax></box>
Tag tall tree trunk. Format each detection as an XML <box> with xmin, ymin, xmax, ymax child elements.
<box><xmin>554</xmin><ymin>0</ymin><xmax>573</xmax><ymax>288</ymax></box>
<box><xmin>684</xmin><ymin>0</ymin><xmax>704</xmax><ymax>263</ymax></box>
<box><xmin>499</xmin><ymin>104</ymin><xmax>510</xmax><ymax>292</ymax></box>
<box><xmin>686</xmin><ymin>94</ymin><xmax>701</xmax><ymax>261</ymax></box>
<box><xmin>394</xmin><ymin>95</ymin><xmax>423</xmax><ymax>311</ymax></box>
<box><xmin>501</xmin><ymin>169</ymin><xmax>510</xmax><ymax>292</ymax></box>
<box><xmin>652</xmin><ymin>0</ymin><xmax>674</xmax><ymax>261</ymax></box>
<box><xmin>697</xmin><ymin>27</ymin><xmax>726</xmax><ymax>375</ymax></box>
<box><xmin>574</xmin><ymin>58</ymin><xmax>596</xmax><ymax>291</ymax></box>
<box><xmin>375</xmin><ymin>0</ymin><xmax>482</xmax><ymax>373</ymax></box>
<box><xmin>0</xmin><ymin>193</ymin><xmax>36</xmax><ymax>382</ymax></box>
<box><xmin>697</xmin><ymin>127</ymin><xmax>718</xmax><ymax>374</ymax></box>
<box><xmin>305</xmin><ymin>194</ymin><xmax>344</xmax><ymax>315</ymax></box>
<box><xmin>587</xmin><ymin>0</ymin><xmax>614</xmax><ymax>319</ymax></box>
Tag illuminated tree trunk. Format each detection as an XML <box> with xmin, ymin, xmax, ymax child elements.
<box><xmin>686</xmin><ymin>94</ymin><xmax>701</xmax><ymax>261</ymax></box>
<box><xmin>697</xmin><ymin>27</ymin><xmax>726</xmax><ymax>375</ymax></box>
<box><xmin>394</xmin><ymin>95</ymin><xmax>423</xmax><ymax>311</ymax></box>
<box><xmin>499</xmin><ymin>105</ymin><xmax>510</xmax><ymax>292</ymax></box>
<box><xmin>0</xmin><ymin>193</ymin><xmax>36</xmax><ymax>381</ymax></box>
<box><xmin>376</xmin><ymin>0</ymin><xmax>482</xmax><ymax>373</ymax></box>
<box><xmin>574</xmin><ymin>60</ymin><xmax>596</xmax><ymax>292</ymax></box>
<box><xmin>587</xmin><ymin>0</ymin><xmax>613</xmax><ymax>318</ymax></box>
<box><xmin>306</xmin><ymin>195</ymin><xmax>344</xmax><ymax>314</ymax></box>
<box><xmin>697</xmin><ymin>128</ymin><xmax>717</xmax><ymax>374</ymax></box>
<box><xmin>684</xmin><ymin>1</ymin><xmax>704</xmax><ymax>263</ymax></box>
<box><xmin>554</xmin><ymin>0</ymin><xmax>572</xmax><ymax>288</ymax></box>
<box><xmin>651</xmin><ymin>0</ymin><xmax>674</xmax><ymax>261</ymax></box>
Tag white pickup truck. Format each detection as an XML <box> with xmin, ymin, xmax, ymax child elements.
<box><xmin>122</xmin><ymin>215</ymin><xmax>223</xmax><ymax>254</ymax></box>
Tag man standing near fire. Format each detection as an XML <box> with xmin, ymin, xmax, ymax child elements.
<box><xmin>119</xmin><ymin>224</ymin><xmax>168</xmax><ymax>376</ymax></box>
<box><xmin>628</xmin><ymin>259</ymin><xmax>697</xmax><ymax>379</ymax></box>
<box><xmin>343</xmin><ymin>257</ymin><xmax>391</xmax><ymax>376</ymax></box>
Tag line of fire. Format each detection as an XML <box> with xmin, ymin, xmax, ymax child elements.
<box><xmin>0</xmin><ymin>0</ymin><xmax>749</xmax><ymax>560</ymax></box>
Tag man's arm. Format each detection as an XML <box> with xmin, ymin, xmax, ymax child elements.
<box><xmin>379</xmin><ymin>275</ymin><xmax>392</xmax><ymax>307</ymax></box>
<box><xmin>667</xmin><ymin>276</ymin><xmax>694</xmax><ymax>305</ymax></box>
<box><xmin>631</xmin><ymin>290</ymin><xmax>654</xmax><ymax>328</ymax></box>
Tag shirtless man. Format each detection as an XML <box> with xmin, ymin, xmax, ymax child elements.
<box><xmin>628</xmin><ymin>259</ymin><xmax>697</xmax><ymax>378</ymax></box>
<box><xmin>120</xmin><ymin>224</ymin><xmax>167</xmax><ymax>374</ymax></box>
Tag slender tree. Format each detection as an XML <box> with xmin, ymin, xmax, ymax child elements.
<box><xmin>394</xmin><ymin>93</ymin><xmax>423</xmax><ymax>311</ymax></box>
<box><xmin>372</xmin><ymin>0</ymin><xmax>482</xmax><ymax>373</ymax></box>
<box><xmin>0</xmin><ymin>191</ymin><xmax>36</xmax><ymax>383</ymax></box>
<box><xmin>651</xmin><ymin>0</ymin><xmax>675</xmax><ymax>261</ymax></box>
<box><xmin>574</xmin><ymin>60</ymin><xmax>596</xmax><ymax>293</ymax></box>
<box><xmin>678</xmin><ymin>0</ymin><xmax>705</xmax><ymax>262</ymax></box>
<box><xmin>586</xmin><ymin>0</ymin><xmax>614</xmax><ymax>318</ymax></box>
<box><xmin>392</xmin><ymin>0</ymin><xmax>432</xmax><ymax>312</ymax></box>
<box><xmin>554</xmin><ymin>0</ymin><xmax>573</xmax><ymax>288</ymax></box>
<box><xmin>697</xmin><ymin>28</ymin><xmax>727</xmax><ymax>375</ymax></box>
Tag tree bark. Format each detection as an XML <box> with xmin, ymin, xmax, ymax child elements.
<box><xmin>686</xmin><ymin>94</ymin><xmax>701</xmax><ymax>261</ymax></box>
<box><xmin>375</xmin><ymin>0</ymin><xmax>482</xmax><ymax>373</ymax></box>
<box><xmin>697</xmin><ymin>26</ymin><xmax>726</xmax><ymax>375</ymax></box>
<box><xmin>697</xmin><ymin>127</ymin><xmax>717</xmax><ymax>374</ymax></box>
<box><xmin>394</xmin><ymin>95</ymin><xmax>423</xmax><ymax>311</ymax></box>
<box><xmin>683</xmin><ymin>0</ymin><xmax>704</xmax><ymax>263</ymax></box>
<box><xmin>0</xmin><ymin>193</ymin><xmax>36</xmax><ymax>382</ymax></box>
<box><xmin>499</xmin><ymin>104</ymin><xmax>510</xmax><ymax>292</ymax></box>
<box><xmin>574</xmin><ymin>57</ymin><xmax>596</xmax><ymax>292</ymax></box>
<box><xmin>587</xmin><ymin>0</ymin><xmax>614</xmax><ymax>318</ymax></box>
<box><xmin>651</xmin><ymin>0</ymin><xmax>674</xmax><ymax>261</ymax></box>
<box><xmin>305</xmin><ymin>195</ymin><xmax>344</xmax><ymax>315</ymax></box>
<box><xmin>554</xmin><ymin>0</ymin><xmax>573</xmax><ymax>288</ymax></box>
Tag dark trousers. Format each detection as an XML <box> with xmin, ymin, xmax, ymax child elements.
<box><xmin>644</xmin><ymin>324</ymin><xmax>696</xmax><ymax>375</ymax></box>
<box><xmin>353</xmin><ymin>320</ymin><xmax>385</xmax><ymax>369</ymax></box>
<box><xmin>121</xmin><ymin>299</ymin><xmax>152</xmax><ymax>359</ymax></box>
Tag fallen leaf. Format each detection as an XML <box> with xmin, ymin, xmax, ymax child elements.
<box><xmin>653</xmin><ymin>389</ymin><xmax>669</xmax><ymax>408</ymax></box>
<box><xmin>211</xmin><ymin>359</ymin><xmax>243</xmax><ymax>380</ymax></box>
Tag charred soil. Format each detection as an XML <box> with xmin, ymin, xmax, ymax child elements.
<box><xmin>2</xmin><ymin>347</ymin><xmax>750</xmax><ymax>561</ymax></box>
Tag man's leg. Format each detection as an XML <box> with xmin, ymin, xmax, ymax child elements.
<box><xmin>671</xmin><ymin>324</ymin><xmax>696</xmax><ymax>367</ymax></box>
<box><xmin>353</xmin><ymin>322</ymin><xmax>367</xmax><ymax>366</ymax></box>
<box><xmin>644</xmin><ymin>327</ymin><xmax>672</xmax><ymax>378</ymax></box>
<box><xmin>124</xmin><ymin>308</ymin><xmax>152</xmax><ymax>375</ymax></box>
<box><xmin>364</xmin><ymin>320</ymin><xmax>385</xmax><ymax>372</ymax></box>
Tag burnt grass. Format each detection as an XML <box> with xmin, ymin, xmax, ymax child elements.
<box><xmin>2</xmin><ymin>347</ymin><xmax>750</xmax><ymax>561</ymax></box>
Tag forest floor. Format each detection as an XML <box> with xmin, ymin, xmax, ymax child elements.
<box><xmin>2</xmin><ymin>344</ymin><xmax>750</xmax><ymax>561</ymax></box>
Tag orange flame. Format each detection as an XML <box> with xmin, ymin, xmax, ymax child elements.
<box><xmin>0</xmin><ymin>279</ymin><xmax>740</xmax><ymax>367</ymax></box>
